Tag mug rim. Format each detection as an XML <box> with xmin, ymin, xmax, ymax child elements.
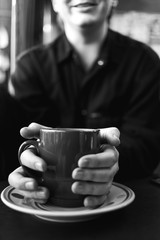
<box><xmin>40</xmin><ymin>128</ymin><xmax>99</xmax><ymax>133</ymax></box>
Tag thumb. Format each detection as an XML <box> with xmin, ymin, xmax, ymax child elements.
<box><xmin>20</xmin><ymin>122</ymin><xmax>50</xmax><ymax>139</ymax></box>
<box><xmin>99</xmin><ymin>127</ymin><xmax>120</xmax><ymax>147</ymax></box>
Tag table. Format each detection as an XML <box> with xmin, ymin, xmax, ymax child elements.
<box><xmin>0</xmin><ymin>178</ymin><xmax>160</xmax><ymax>240</ymax></box>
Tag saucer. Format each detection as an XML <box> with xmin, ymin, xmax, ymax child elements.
<box><xmin>1</xmin><ymin>182</ymin><xmax>135</xmax><ymax>222</ymax></box>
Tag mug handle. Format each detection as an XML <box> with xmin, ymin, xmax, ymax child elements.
<box><xmin>18</xmin><ymin>140</ymin><xmax>44</xmax><ymax>185</ymax></box>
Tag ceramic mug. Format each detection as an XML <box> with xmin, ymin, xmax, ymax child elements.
<box><xmin>18</xmin><ymin>128</ymin><xmax>100</xmax><ymax>207</ymax></box>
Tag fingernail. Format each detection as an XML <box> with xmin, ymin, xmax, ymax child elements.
<box><xmin>25</xmin><ymin>181</ymin><xmax>34</xmax><ymax>190</ymax></box>
<box><xmin>113</xmin><ymin>135</ymin><xmax>120</xmax><ymax>144</ymax></box>
<box><xmin>73</xmin><ymin>169</ymin><xmax>83</xmax><ymax>179</ymax></box>
<box><xmin>84</xmin><ymin>198</ymin><xmax>94</xmax><ymax>207</ymax></box>
<box><xmin>77</xmin><ymin>182</ymin><xmax>84</xmax><ymax>192</ymax></box>
<box><xmin>35</xmin><ymin>162</ymin><xmax>43</xmax><ymax>171</ymax></box>
<box><xmin>78</xmin><ymin>158</ymin><xmax>89</xmax><ymax>167</ymax></box>
<box><xmin>37</xmin><ymin>191</ymin><xmax>46</xmax><ymax>198</ymax></box>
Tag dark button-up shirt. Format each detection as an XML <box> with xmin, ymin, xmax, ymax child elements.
<box><xmin>7</xmin><ymin>29</ymin><xmax>160</xmax><ymax>180</ymax></box>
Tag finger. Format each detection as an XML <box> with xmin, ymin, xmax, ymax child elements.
<box><xmin>20</xmin><ymin>122</ymin><xmax>50</xmax><ymax>139</ymax></box>
<box><xmin>8</xmin><ymin>167</ymin><xmax>49</xmax><ymax>201</ymax></box>
<box><xmin>8</xmin><ymin>167</ymin><xmax>38</xmax><ymax>190</ymax></box>
<box><xmin>72</xmin><ymin>163</ymin><xmax>119</xmax><ymax>182</ymax></box>
<box><xmin>20</xmin><ymin>148</ymin><xmax>47</xmax><ymax>172</ymax></box>
<box><xmin>84</xmin><ymin>194</ymin><xmax>108</xmax><ymax>208</ymax></box>
<box><xmin>78</xmin><ymin>146</ymin><xmax>119</xmax><ymax>168</ymax></box>
<box><xmin>99</xmin><ymin>127</ymin><xmax>120</xmax><ymax>146</ymax></box>
<box><xmin>72</xmin><ymin>181</ymin><xmax>111</xmax><ymax>196</ymax></box>
<box><xmin>18</xmin><ymin>186</ymin><xmax>49</xmax><ymax>202</ymax></box>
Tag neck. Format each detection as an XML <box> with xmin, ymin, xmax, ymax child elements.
<box><xmin>65</xmin><ymin>21</ymin><xmax>108</xmax><ymax>46</ymax></box>
<box><xmin>64</xmin><ymin>22</ymin><xmax>108</xmax><ymax>70</ymax></box>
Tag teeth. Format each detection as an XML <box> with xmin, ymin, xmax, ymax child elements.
<box><xmin>71</xmin><ymin>1</ymin><xmax>97</xmax><ymax>7</ymax></box>
<box><xmin>75</xmin><ymin>3</ymin><xmax>94</xmax><ymax>7</ymax></box>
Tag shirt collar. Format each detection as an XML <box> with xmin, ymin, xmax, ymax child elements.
<box><xmin>56</xmin><ymin>29</ymin><xmax>124</xmax><ymax>65</ymax></box>
<box><xmin>100</xmin><ymin>29</ymin><xmax>125</xmax><ymax>65</ymax></box>
<box><xmin>56</xmin><ymin>33</ymin><xmax>73</xmax><ymax>63</ymax></box>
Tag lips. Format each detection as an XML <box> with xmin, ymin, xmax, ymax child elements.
<box><xmin>70</xmin><ymin>1</ymin><xmax>98</xmax><ymax>8</ymax></box>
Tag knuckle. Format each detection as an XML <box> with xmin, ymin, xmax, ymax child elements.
<box><xmin>106</xmin><ymin>173</ymin><xmax>113</xmax><ymax>182</ymax></box>
<box><xmin>106</xmin><ymin>182</ymin><xmax>112</xmax><ymax>195</ymax></box>
<box><xmin>115</xmin><ymin>162</ymin><xmax>119</xmax><ymax>174</ymax></box>
<box><xmin>111</xmin><ymin>127</ymin><xmax>120</xmax><ymax>137</ymax></box>
<box><xmin>28</xmin><ymin>122</ymin><xmax>37</xmax><ymax>128</ymax></box>
<box><xmin>115</xmin><ymin>148</ymin><xmax>119</xmax><ymax>159</ymax></box>
<box><xmin>109</xmin><ymin>162</ymin><xmax>119</xmax><ymax>179</ymax></box>
<box><xmin>111</xmin><ymin>147</ymin><xmax>119</xmax><ymax>163</ymax></box>
<box><xmin>8</xmin><ymin>173</ymin><xmax>14</xmax><ymax>186</ymax></box>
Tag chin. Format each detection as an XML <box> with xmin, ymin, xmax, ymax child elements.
<box><xmin>72</xmin><ymin>16</ymin><xmax>100</xmax><ymax>28</ymax></box>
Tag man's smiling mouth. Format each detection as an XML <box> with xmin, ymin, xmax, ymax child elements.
<box><xmin>74</xmin><ymin>3</ymin><xmax>96</xmax><ymax>7</ymax></box>
<box><xmin>70</xmin><ymin>1</ymin><xmax>98</xmax><ymax>8</ymax></box>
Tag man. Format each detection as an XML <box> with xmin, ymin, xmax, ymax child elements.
<box><xmin>8</xmin><ymin>0</ymin><xmax>160</xmax><ymax>208</ymax></box>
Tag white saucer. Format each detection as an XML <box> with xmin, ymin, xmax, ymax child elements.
<box><xmin>1</xmin><ymin>182</ymin><xmax>135</xmax><ymax>222</ymax></box>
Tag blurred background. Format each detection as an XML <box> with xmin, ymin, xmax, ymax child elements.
<box><xmin>0</xmin><ymin>0</ymin><xmax>160</xmax><ymax>85</ymax></box>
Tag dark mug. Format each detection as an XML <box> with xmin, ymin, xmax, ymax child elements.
<box><xmin>18</xmin><ymin>128</ymin><xmax>100</xmax><ymax>207</ymax></box>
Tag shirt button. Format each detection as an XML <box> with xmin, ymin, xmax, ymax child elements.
<box><xmin>90</xmin><ymin>112</ymin><xmax>102</xmax><ymax>119</ymax></box>
<box><xmin>97</xmin><ymin>60</ymin><xmax>104</xmax><ymax>66</ymax></box>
